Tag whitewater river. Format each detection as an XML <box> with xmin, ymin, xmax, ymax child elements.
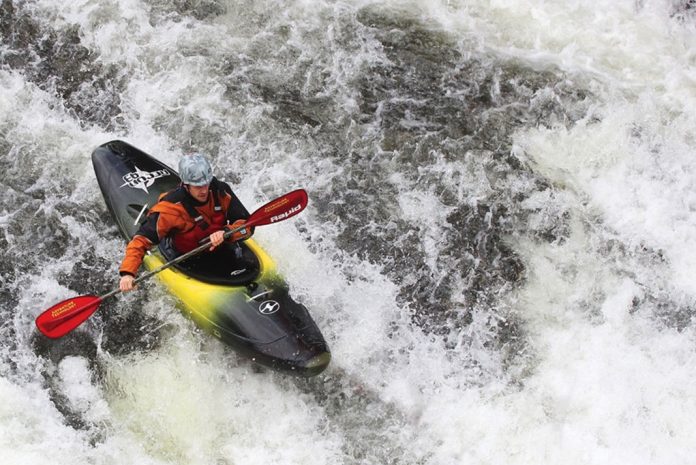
<box><xmin>2</xmin><ymin>1</ymin><xmax>696</xmax><ymax>464</ymax></box>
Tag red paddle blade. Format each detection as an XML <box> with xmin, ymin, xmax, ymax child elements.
<box><xmin>247</xmin><ymin>189</ymin><xmax>309</xmax><ymax>228</ymax></box>
<box><xmin>35</xmin><ymin>295</ymin><xmax>103</xmax><ymax>339</ymax></box>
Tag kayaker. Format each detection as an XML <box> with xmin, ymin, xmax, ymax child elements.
<box><xmin>119</xmin><ymin>153</ymin><xmax>252</xmax><ymax>292</ymax></box>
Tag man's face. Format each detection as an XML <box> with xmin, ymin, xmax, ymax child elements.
<box><xmin>186</xmin><ymin>183</ymin><xmax>210</xmax><ymax>202</ymax></box>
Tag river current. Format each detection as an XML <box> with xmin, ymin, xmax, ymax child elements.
<box><xmin>1</xmin><ymin>1</ymin><xmax>696</xmax><ymax>464</ymax></box>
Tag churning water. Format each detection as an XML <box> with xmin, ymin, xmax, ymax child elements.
<box><xmin>2</xmin><ymin>0</ymin><xmax>696</xmax><ymax>464</ymax></box>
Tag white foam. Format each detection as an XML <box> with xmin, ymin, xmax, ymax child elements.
<box><xmin>55</xmin><ymin>360</ymin><xmax>109</xmax><ymax>432</ymax></box>
<box><xmin>103</xmin><ymin>332</ymin><xmax>343</xmax><ymax>465</ymax></box>
<box><xmin>4</xmin><ymin>0</ymin><xmax>696</xmax><ymax>464</ymax></box>
<box><xmin>0</xmin><ymin>377</ymin><xmax>87</xmax><ymax>465</ymax></box>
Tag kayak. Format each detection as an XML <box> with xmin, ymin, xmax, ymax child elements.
<box><xmin>91</xmin><ymin>140</ymin><xmax>330</xmax><ymax>376</ymax></box>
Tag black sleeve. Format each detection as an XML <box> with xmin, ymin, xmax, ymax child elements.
<box><xmin>218</xmin><ymin>181</ymin><xmax>251</xmax><ymax>222</ymax></box>
<box><xmin>134</xmin><ymin>212</ymin><xmax>161</xmax><ymax>245</ymax></box>
<box><xmin>217</xmin><ymin>181</ymin><xmax>255</xmax><ymax>237</ymax></box>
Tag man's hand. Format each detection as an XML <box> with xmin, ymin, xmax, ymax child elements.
<box><xmin>209</xmin><ymin>230</ymin><xmax>225</xmax><ymax>251</ymax></box>
<box><xmin>120</xmin><ymin>275</ymin><xmax>136</xmax><ymax>292</ymax></box>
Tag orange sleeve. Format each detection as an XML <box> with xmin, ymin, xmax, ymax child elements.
<box><xmin>119</xmin><ymin>235</ymin><xmax>153</xmax><ymax>276</ymax></box>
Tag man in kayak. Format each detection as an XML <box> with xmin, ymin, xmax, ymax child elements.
<box><xmin>119</xmin><ymin>153</ymin><xmax>252</xmax><ymax>291</ymax></box>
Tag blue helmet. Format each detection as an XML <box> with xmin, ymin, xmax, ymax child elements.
<box><xmin>179</xmin><ymin>153</ymin><xmax>213</xmax><ymax>186</ymax></box>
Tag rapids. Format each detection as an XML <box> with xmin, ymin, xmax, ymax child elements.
<box><xmin>1</xmin><ymin>1</ymin><xmax>695</xmax><ymax>464</ymax></box>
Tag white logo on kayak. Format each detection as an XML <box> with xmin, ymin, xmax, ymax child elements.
<box><xmin>121</xmin><ymin>166</ymin><xmax>170</xmax><ymax>193</ymax></box>
<box><xmin>259</xmin><ymin>300</ymin><xmax>280</xmax><ymax>315</ymax></box>
<box><xmin>230</xmin><ymin>268</ymin><xmax>247</xmax><ymax>276</ymax></box>
<box><xmin>270</xmin><ymin>204</ymin><xmax>302</xmax><ymax>223</ymax></box>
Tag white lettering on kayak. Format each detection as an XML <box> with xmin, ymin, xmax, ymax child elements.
<box><xmin>121</xmin><ymin>166</ymin><xmax>171</xmax><ymax>194</ymax></box>
<box><xmin>259</xmin><ymin>300</ymin><xmax>280</xmax><ymax>315</ymax></box>
<box><xmin>269</xmin><ymin>204</ymin><xmax>302</xmax><ymax>223</ymax></box>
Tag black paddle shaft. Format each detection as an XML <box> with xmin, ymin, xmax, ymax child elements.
<box><xmin>101</xmin><ymin>226</ymin><xmax>244</xmax><ymax>301</ymax></box>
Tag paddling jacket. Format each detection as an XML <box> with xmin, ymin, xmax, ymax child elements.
<box><xmin>119</xmin><ymin>178</ymin><xmax>252</xmax><ymax>276</ymax></box>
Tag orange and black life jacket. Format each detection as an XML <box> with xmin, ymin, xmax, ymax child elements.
<box><xmin>153</xmin><ymin>181</ymin><xmax>227</xmax><ymax>253</ymax></box>
<box><xmin>119</xmin><ymin>178</ymin><xmax>251</xmax><ymax>277</ymax></box>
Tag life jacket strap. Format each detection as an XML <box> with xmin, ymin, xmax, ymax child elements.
<box><xmin>162</xmin><ymin>179</ymin><xmax>224</xmax><ymax>231</ymax></box>
<box><xmin>180</xmin><ymin>195</ymin><xmax>209</xmax><ymax>231</ymax></box>
<box><xmin>211</xmin><ymin>179</ymin><xmax>223</xmax><ymax>212</ymax></box>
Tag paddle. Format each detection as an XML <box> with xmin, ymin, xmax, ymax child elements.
<box><xmin>35</xmin><ymin>189</ymin><xmax>309</xmax><ymax>339</ymax></box>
